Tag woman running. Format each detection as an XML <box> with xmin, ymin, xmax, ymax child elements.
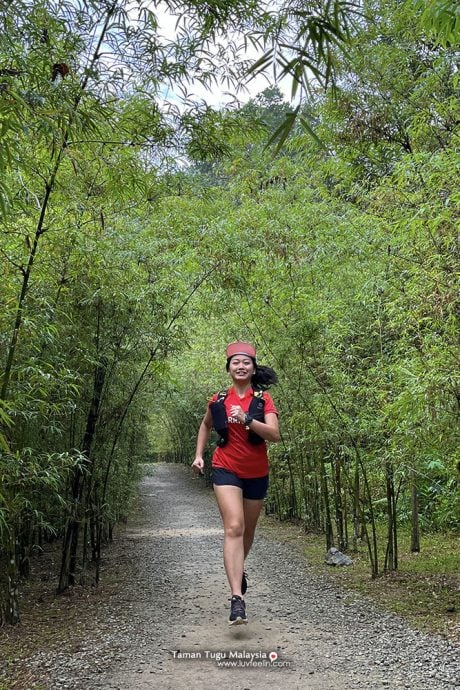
<box><xmin>192</xmin><ymin>341</ymin><xmax>280</xmax><ymax>625</ymax></box>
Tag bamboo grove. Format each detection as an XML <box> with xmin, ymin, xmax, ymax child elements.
<box><xmin>1</xmin><ymin>1</ymin><xmax>459</xmax><ymax>623</ymax></box>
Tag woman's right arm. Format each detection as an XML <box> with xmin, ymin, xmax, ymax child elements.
<box><xmin>192</xmin><ymin>407</ymin><xmax>213</xmax><ymax>474</ymax></box>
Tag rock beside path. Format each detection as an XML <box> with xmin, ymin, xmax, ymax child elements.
<box><xmin>325</xmin><ymin>547</ymin><xmax>354</xmax><ymax>566</ymax></box>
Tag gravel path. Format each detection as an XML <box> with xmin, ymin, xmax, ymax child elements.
<box><xmin>21</xmin><ymin>464</ymin><xmax>459</xmax><ymax>689</ymax></box>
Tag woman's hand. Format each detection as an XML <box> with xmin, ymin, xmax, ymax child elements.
<box><xmin>230</xmin><ymin>405</ymin><xmax>245</xmax><ymax>423</ymax></box>
<box><xmin>192</xmin><ymin>456</ymin><xmax>204</xmax><ymax>475</ymax></box>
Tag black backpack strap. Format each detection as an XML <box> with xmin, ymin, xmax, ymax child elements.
<box><xmin>216</xmin><ymin>389</ymin><xmax>228</xmax><ymax>403</ymax></box>
<box><xmin>248</xmin><ymin>390</ymin><xmax>266</xmax><ymax>445</ymax></box>
<box><xmin>209</xmin><ymin>389</ymin><xmax>229</xmax><ymax>447</ymax></box>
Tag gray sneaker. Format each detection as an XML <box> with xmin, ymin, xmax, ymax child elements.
<box><xmin>229</xmin><ymin>595</ymin><xmax>247</xmax><ymax>625</ymax></box>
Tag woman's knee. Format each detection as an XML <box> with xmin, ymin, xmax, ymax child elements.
<box><xmin>224</xmin><ymin>520</ymin><xmax>245</xmax><ymax>539</ymax></box>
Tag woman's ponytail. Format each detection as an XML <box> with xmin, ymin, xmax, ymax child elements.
<box><xmin>252</xmin><ymin>364</ymin><xmax>278</xmax><ymax>390</ymax></box>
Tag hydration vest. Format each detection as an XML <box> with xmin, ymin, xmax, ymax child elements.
<box><xmin>209</xmin><ymin>389</ymin><xmax>266</xmax><ymax>447</ymax></box>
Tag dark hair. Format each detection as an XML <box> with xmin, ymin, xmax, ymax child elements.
<box><xmin>252</xmin><ymin>364</ymin><xmax>278</xmax><ymax>390</ymax></box>
<box><xmin>226</xmin><ymin>358</ymin><xmax>278</xmax><ymax>390</ymax></box>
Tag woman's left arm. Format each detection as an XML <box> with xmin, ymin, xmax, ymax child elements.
<box><xmin>248</xmin><ymin>412</ymin><xmax>280</xmax><ymax>443</ymax></box>
<box><xmin>230</xmin><ymin>404</ymin><xmax>280</xmax><ymax>442</ymax></box>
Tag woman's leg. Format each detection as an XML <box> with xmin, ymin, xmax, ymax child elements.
<box><xmin>243</xmin><ymin>498</ymin><xmax>264</xmax><ymax>559</ymax></box>
<box><xmin>213</xmin><ymin>484</ymin><xmax>245</xmax><ymax>596</ymax></box>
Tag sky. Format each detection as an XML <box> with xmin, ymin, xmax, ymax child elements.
<box><xmin>154</xmin><ymin>2</ymin><xmax>294</xmax><ymax>110</ymax></box>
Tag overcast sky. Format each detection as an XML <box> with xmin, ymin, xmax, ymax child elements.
<box><xmin>155</xmin><ymin>2</ymin><xmax>293</xmax><ymax>109</ymax></box>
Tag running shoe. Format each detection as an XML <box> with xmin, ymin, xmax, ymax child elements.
<box><xmin>241</xmin><ymin>570</ymin><xmax>248</xmax><ymax>596</ymax></box>
<box><xmin>229</xmin><ymin>595</ymin><xmax>247</xmax><ymax>625</ymax></box>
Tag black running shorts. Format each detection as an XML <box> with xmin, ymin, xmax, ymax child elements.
<box><xmin>212</xmin><ymin>467</ymin><xmax>269</xmax><ymax>500</ymax></box>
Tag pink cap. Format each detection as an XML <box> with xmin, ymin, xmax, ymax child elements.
<box><xmin>226</xmin><ymin>341</ymin><xmax>256</xmax><ymax>359</ymax></box>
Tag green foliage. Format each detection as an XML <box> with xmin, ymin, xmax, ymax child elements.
<box><xmin>417</xmin><ymin>0</ymin><xmax>460</xmax><ymax>46</ymax></box>
<box><xmin>0</xmin><ymin>448</ymin><xmax>78</xmax><ymax>536</ymax></box>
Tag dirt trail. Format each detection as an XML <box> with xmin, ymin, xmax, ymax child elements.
<box><xmin>11</xmin><ymin>463</ymin><xmax>459</xmax><ymax>690</ymax></box>
<box><xmin>102</xmin><ymin>464</ymin><xmax>458</xmax><ymax>690</ymax></box>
